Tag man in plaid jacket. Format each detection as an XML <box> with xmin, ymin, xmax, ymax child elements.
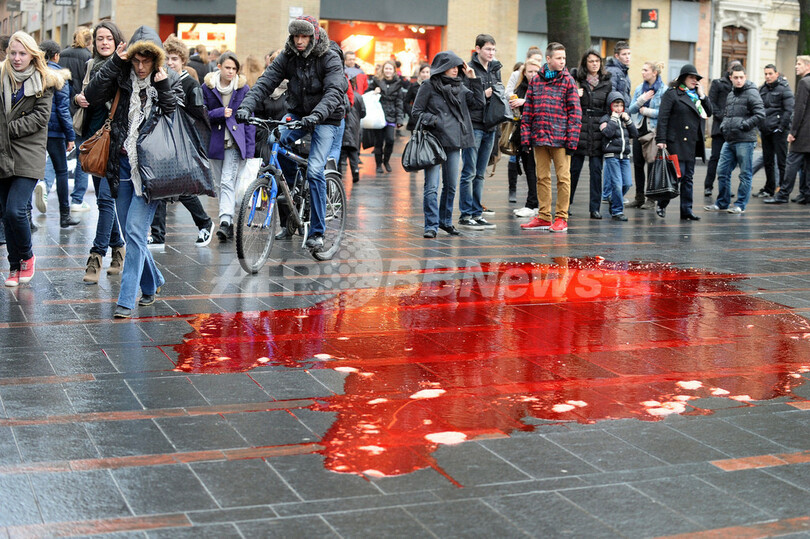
<box><xmin>519</xmin><ymin>42</ymin><xmax>582</xmax><ymax>232</ymax></box>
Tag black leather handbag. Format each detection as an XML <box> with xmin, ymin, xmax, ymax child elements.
<box><xmin>645</xmin><ymin>148</ymin><xmax>681</xmax><ymax>201</ymax></box>
<box><xmin>401</xmin><ymin>117</ymin><xmax>447</xmax><ymax>172</ymax></box>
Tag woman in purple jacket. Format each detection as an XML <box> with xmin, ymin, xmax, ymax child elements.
<box><xmin>201</xmin><ymin>52</ymin><xmax>255</xmax><ymax>242</ymax></box>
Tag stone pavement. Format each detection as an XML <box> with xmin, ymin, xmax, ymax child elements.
<box><xmin>1</xmin><ymin>149</ymin><xmax>810</xmax><ymax>538</ymax></box>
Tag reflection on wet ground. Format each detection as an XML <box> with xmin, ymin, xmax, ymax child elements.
<box><xmin>172</xmin><ymin>258</ymin><xmax>810</xmax><ymax>477</ymax></box>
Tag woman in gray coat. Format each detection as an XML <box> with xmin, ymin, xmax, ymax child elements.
<box><xmin>0</xmin><ymin>32</ymin><xmax>66</xmax><ymax>287</ymax></box>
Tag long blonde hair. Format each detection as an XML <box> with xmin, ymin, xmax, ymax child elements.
<box><xmin>516</xmin><ymin>58</ymin><xmax>543</xmax><ymax>89</ymax></box>
<box><xmin>1</xmin><ymin>31</ymin><xmax>66</xmax><ymax>90</ymax></box>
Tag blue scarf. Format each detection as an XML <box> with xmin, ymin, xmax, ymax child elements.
<box><xmin>679</xmin><ymin>84</ymin><xmax>707</xmax><ymax>119</ymax></box>
<box><xmin>543</xmin><ymin>64</ymin><xmax>559</xmax><ymax>80</ymax></box>
<box><xmin>640</xmin><ymin>77</ymin><xmax>662</xmax><ymax>107</ymax></box>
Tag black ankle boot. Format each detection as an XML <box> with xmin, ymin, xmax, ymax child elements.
<box><xmin>60</xmin><ymin>208</ymin><xmax>80</xmax><ymax>228</ymax></box>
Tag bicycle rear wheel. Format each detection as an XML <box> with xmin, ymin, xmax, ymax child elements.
<box><xmin>313</xmin><ymin>171</ymin><xmax>346</xmax><ymax>261</ymax></box>
<box><xmin>236</xmin><ymin>176</ymin><xmax>278</xmax><ymax>274</ymax></box>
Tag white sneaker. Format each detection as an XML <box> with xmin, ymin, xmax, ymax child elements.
<box><xmin>70</xmin><ymin>201</ymin><xmax>91</xmax><ymax>213</ymax></box>
<box><xmin>727</xmin><ymin>206</ymin><xmax>744</xmax><ymax>214</ymax></box>
<box><xmin>196</xmin><ymin>222</ymin><xmax>214</xmax><ymax>247</ymax></box>
<box><xmin>482</xmin><ymin>207</ymin><xmax>495</xmax><ymax>216</ymax></box>
<box><xmin>513</xmin><ymin>207</ymin><xmax>537</xmax><ymax>218</ymax></box>
<box><xmin>704</xmin><ymin>204</ymin><xmax>722</xmax><ymax>211</ymax></box>
<box><xmin>34</xmin><ymin>182</ymin><xmax>47</xmax><ymax>213</ymax></box>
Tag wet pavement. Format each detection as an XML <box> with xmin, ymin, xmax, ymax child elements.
<box><xmin>2</xmin><ymin>147</ymin><xmax>810</xmax><ymax>538</ymax></box>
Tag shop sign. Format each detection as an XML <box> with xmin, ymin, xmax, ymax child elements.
<box><xmin>20</xmin><ymin>0</ymin><xmax>41</xmax><ymax>12</ymax></box>
<box><xmin>7</xmin><ymin>1</ymin><xmax>21</xmax><ymax>10</ymax></box>
<box><xmin>55</xmin><ymin>0</ymin><xmax>76</xmax><ymax>5</ymax></box>
<box><xmin>639</xmin><ymin>9</ymin><xmax>658</xmax><ymax>29</ymax></box>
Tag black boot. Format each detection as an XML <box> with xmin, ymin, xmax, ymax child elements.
<box><xmin>383</xmin><ymin>150</ymin><xmax>393</xmax><ymax>173</ymax></box>
<box><xmin>352</xmin><ymin>169</ymin><xmax>360</xmax><ymax>183</ymax></box>
<box><xmin>60</xmin><ymin>207</ymin><xmax>80</xmax><ymax>228</ymax></box>
<box><xmin>375</xmin><ymin>153</ymin><xmax>383</xmax><ymax>174</ymax></box>
<box><xmin>507</xmin><ymin>160</ymin><xmax>519</xmax><ymax>203</ymax></box>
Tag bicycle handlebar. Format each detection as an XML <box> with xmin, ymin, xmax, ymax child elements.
<box><xmin>237</xmin><ymin>116</ymin><xmax>303</xmax><ymax>131</ymax></box>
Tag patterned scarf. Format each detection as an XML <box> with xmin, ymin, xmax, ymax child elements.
<box><xmin>679</xmin><ymin>83</ymin><xmax>707</xmax><ymax>119</ymax></box>
<box><xmin>123</xmin><ymin>71</ymin><xmax>156</xmax><ymax>195</ymax></box>
<box><xmin>543</xmin><ymin>65</ymin><xmax>559</xmax><ymax>80</ymax></box>
<box><xmin>586</xmin><ymin>73</ymin><xmax>599</xmax><ymax>89</ymax></box>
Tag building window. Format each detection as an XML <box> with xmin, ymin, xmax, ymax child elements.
<box><xmin>669</xmin><ymin>41</ymin><xmax>695</xmax><ymax>81</ymax></box>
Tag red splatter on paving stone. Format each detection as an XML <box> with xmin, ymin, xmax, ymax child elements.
<box><xmin>173</xmin><ymin>258</ymin><xmax>810</xmax><ymax>477</ymax></box>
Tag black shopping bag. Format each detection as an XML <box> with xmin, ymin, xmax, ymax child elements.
<box><xmin>137</xmin><ymin>107</ymin><xmax>216</xmax><ymax>203</ymax></box>
<box><xmin>645</xmin><ymin>148</ymin><xmax>680</xmax><ymax>201</ymax></box>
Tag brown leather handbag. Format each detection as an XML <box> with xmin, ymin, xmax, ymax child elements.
<box><xmin>78</xmin><ymin>90</ymin><xmax>120</xmax><ymax>177</ymax></box>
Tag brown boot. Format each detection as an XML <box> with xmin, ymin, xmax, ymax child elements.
<box><xmin>107</xmin><ymin>246</ymin><xmax>125</xmax><ymax>275</ymax></box>
<box><xmin>83</xmin><ymin>253</ymin><xmax>103</xmax><ymax>284</ymax></box>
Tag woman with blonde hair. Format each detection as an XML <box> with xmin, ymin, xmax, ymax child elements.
<box><xmin>626</xmin><ymin>60</ymin><xmax>666</xmax><ymax>209</ymax></box>
<box><xmin>368</xmin><ymin>59</ymin><xmax>404</xmax><ymax>173</ymax></box>
<box><xmin>244</xmin><ymin>54</ymin><xmax>264</xmax><ymax>87</ymax></box>
<box><xmin>0</xmin><ymin>31</ymin><xmax>67</xmax><ymax>286</ymax></box>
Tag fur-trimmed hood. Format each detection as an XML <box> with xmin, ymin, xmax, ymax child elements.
<box><xmin>203</xmin><ymin>71</ymin><xmax>247</xmax><ymax>90</ymax></box>
<box><xmin>284</xmin><ymin>27</ymin><xmax>330</xmax><ymax>59</ymax></box>
<box><xmin>125</xmin><ymin>26</ymin><xmax>165</xmax><ymax>73</ymax></box>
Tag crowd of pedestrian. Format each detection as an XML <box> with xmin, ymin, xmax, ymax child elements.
<box><xmin>2</xmin><ymin>20</ymin><xmax>810</xmax><ymax>318</ymax></box>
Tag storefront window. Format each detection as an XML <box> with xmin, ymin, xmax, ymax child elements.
<box><xmin>177</xmin><ymin>21</ymin><xmax>236</xmax><ymax>53</ymax></box>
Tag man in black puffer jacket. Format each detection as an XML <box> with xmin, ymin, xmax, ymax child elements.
<box><xmin>706</xmin><ymin>65</ymin><xmax>764</xmax><ymax>214</ymax></box>
<box><xmin>237</xmin><ymin>15</ymin><xmax>346</xmax><ymax>251</ymax></box>
<box><xmin>605</xmin><ymin>42</ymin><xmax>631</xmax><ymax>105</ymax></box>
<box><xmin>704</xmin><ymin>61</ymin><xmax>740</xmax><ymax>196</ymax></box>
<box><xmin>754</xmin><ymin>65</ymin><xmax>794</xmax><ymax>198</ymax></box>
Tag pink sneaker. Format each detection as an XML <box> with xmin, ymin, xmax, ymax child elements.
<box><xmin>549</xmin><ymin>218</ymin><xmax>568</xmax><ymax>232</ymax></box>
<box><xmin>4</xmin><ymin>270</ymin><xmax>19</xmax><ymax>287</ymax></box>
<box><xmin>520</xmin><ymin>217</ymin><xmax>552</xmax><ymax>230</ymax></box>
<box><xmin>18</xmin><ymin>255</ymin><xmax>35</xmax><ymax>283</ymax></box>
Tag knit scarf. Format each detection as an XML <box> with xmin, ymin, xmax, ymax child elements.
<box><xmin>435</xmin><ymin>75</ymin><xmax>467</xmax><ymax>134</ymax></box>
<box><xmin>585</xmin><ymin>73</ymin><xmax>599</xmax><ymax>89</ymax></box>
<box><xmin>679</xmin><ymin>83</ymin><xmax>707</xmax><ymax>119</ymax></box>
<box><xmin>214</xmin><ymin>71</ymin><xmax>237</xmax><ymax>97</ymax></box>
<box><xmin>2</xmin><ymin>64</ymin><xmax>41</xmax><ymax>114</ymax></box>
<box><xmin>123</xmin><ymin>71</ymin><xmax>156</xmax><ymax>195</ymax></box>
<box><xmin>640</xmin><ymin>77</ymin><xmax>662</xmax><ymax>107</ymax></box>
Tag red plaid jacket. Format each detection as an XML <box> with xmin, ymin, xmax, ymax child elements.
<box><xmin>520</xmin><ymin>67</ymin><xmax>582</xmax><ymax>150</ymax></box>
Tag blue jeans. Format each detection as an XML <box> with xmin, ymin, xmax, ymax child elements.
<box><xmin>44</xmin><ymin>154</ymin><xmax>55</xmax><ymax>192</ymax></box>
<box><xmin>459</xmin><ymin>128</ymin><xmax>496</xmax><ymax>219</ymax></box>
<box><xmin>328</xmin><ymin>118</ymin><xmax>345</xmax><ymax>163</ymax></box>
<box><xmin>46</xmin><ymin>137</ymin><xmax>70</xmax><ymax>211</ymax></box>
<box><xmin>115</xmin><ymin>161</ymin><xmax>164</xmax><ymax>310</ymax></box>
<box><xmin>603</xmin><ymin>157</ymin><xmax>632</xmax><ymax>216</ymax></box>
<box><xmin>70</xmin><ymin>135</ymin><xmax>89</xmax><ymax>205</ymax></box>
<box><xmin>716</xmin><ymin>141</ymin><xmax>755</xmax><ymax>210</ymax></box>
<box><xmin>278</xmin><ymin>115</ymin><xmax>340</xmax><ymax>237</ymax></box>
<box><xmin>0</xmin><ymin>176</ymin><xmax>37</xmax><ymax>269</ymax></box>
<box><xmin>91</xmin><ymin>175</ymin><xmax>124</xmax><ymax>256</ymax></box>
<box><xmin>423</xmin><ymin>149</ymin><xmax>461</xmax><ymax>231</ymax></box>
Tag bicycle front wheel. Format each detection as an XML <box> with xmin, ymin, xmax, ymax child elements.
<box><xmin>236</xmin><ymin>176</ymin><xmax>278</xmax><ymax>274</ymax></box>
<box><xmin>313</xmin><ymin>171</ymin><xmax>347</xmax><ymax>261</ymax></box>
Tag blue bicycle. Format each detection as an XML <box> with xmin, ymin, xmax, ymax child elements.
<box><xmin>235</xmin><ymin>117</ymin><xmax>346</xmax><ymax>273</ymax></box>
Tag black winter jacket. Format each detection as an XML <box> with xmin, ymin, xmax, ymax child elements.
<box><xmin>468</xmin><ymin>51</ymin><xmax>502</xmax><ymax>132</ymax></box>
<box><xmin>605</xmin><ymin>58</ymin><xmax>631</xmax><ymax>104</ymax></box>
<box><xmin>411</xmin><ymin>51</ymin><xmax>485</xmax><ymax>150</ymax></box>
<box><xmin>342</xmin><ymin>92</ymin><xmax>366</xmax><ymax>150</ymax></box>
<box><xmin>790</xmin><ymin>74</ymin><xmax>810</xmax><ymax>153</ymax></box>
<box><xmin>240</xmin><ymin>28</ymin><xmax>346</xmax><ymax>125</ymax></box>
<box><xmin>759</xmin><ymin>77</ymin><xmax>794</xmax><ymax>135</ymax></box>
<box><xmin>84</xmin><ymin>26</ymin><xmax>182</xmax><ymax>198</ymax></box>
<box><xmin>599</xmin><ymin>92</ymin><xmax>638</xmax><ymax>158</ymax></box>
<box><xmin>368</xmin><ymin>76</ymin><xmax>404</xmax><ymax>125</ymax></box>
<box><xmin>656</xmin><ymin>86</ymin><xmax>713</xmax><ymax>162</ymax></box>
<box><xmin>573</xmin><ymin>70</ymin><xmax>612</xmax><ymax>157</ymax></box>
<box><xmin>720</xmin><ymin>81</ymin><xmax>765</xmax><ymax>143</ymax></box>
<box><xmin>188</xmin><ymin>55</ymin><xmax>209</xmax><ymax>82</ymax></box>
<box><xmin>59</xmin><ymin>45</ymin><xmax>91</xmax><ymax>113</ymax></box>
<box><xmin>708</xmin><ymin>75</ymin><xmax>733</xmax><ymax>137</ymax></box>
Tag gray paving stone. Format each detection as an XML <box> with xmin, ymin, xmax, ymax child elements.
<box><xmin>28</xmin><ymin>469</ymin><xmax>131</xmax><ymax>523</ymax></box>
<box><xmin>0</xmin><ymin>475</ymin><xmax>41</xmax><ymax>526</ymax></box>
<box><xmin>154</xmin><ymin>415</ymin><xmax>247</xmax><ymax>452</ymax></box>
<box><xmin>405</xmin><ymin>499</ymin><xmax>529</xmax><ymax>538</ymax></box>
<box><xmin>324</xmin><ymin>507</ymin><xmax>431</xmax><ymax>538</ymax></box>
<box><xmin>480</xmin><ymin>435</ymin><xmax>601</xmax><ymax>479</ymax></box>
<box><xmin>236</xmin><ymin>516</ymin><xmax>339</xmax><ymax>538</ymax></box>
<box><xmin>191</xmin><ymin>459</ymin><xmax>299</xmax><ymax>507</ymax></box>
<box><xmin>544</xmin><ymin>429</ymin><xmax>668</xmax><ymax>472</ymax></box>
<box><xmin>698</xmin><ymin>469</ymin><xmax>810</xmax><ymax>519</ymax></box>
<box><xmin>14</xmin><ymin>422</ymin><xmax>98</xmax><ymax>462</ymax></box>
<box><xmin>269</xmin><ymin>453</ymin><xmax>381</xmax><ymax>501</ymax></box>
<box><xmin>112</xmin><ymin>464</ymin><xmax>218</xmax><ymax>515</ymax></box>
<box><xmin>85</xmin><ymin>419</ymin><xmax>175</xmax><ymax>458</ymax></box>
<box><xmin>431</xmin><ymin>442</ymin><xmax>533</xmax><ymax>487</ymax></box>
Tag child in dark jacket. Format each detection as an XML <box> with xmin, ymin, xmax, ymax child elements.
<box><xmin>600</xmin><ymin>91</ymin><xmax>638</xmax><ymax>220</ymax></box>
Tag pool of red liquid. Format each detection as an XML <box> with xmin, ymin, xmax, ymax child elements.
<box><xmin>172</xmin><ymin>259</ymin><xmax>810</xmax><ymax>477</ymax></box>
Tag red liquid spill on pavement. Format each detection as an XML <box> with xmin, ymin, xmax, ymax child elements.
<box><xmin>173</xmin><ymin>258</ymin><xmax>810</xmax><ymax>477</ymax></box>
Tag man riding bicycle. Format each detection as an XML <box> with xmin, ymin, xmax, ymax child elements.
<box><xmin>237</xmin><ymin>15</ymin><xmax>346</xmax><ymax>250</ymax></box>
